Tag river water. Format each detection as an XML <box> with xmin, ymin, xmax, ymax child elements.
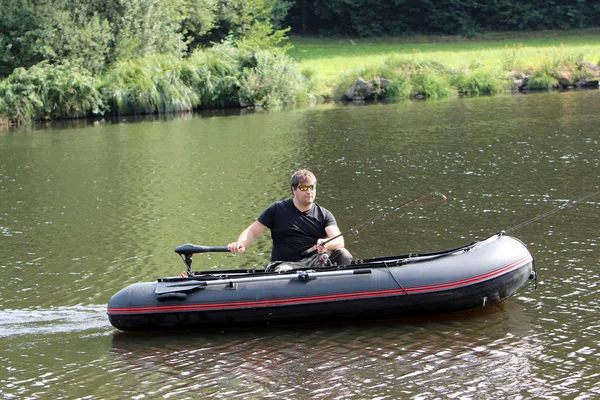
<box><xmin>1</xmin><ymin>90</ymin><xmax>598</xmax><ymax>399</ymax></box>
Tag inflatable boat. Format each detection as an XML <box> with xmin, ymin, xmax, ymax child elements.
<box><xmin>107</xmin><ymin>232</ymin><xmax>536</xmax><ymax>331</ymax></box>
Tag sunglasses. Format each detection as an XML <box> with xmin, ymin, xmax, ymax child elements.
<box><xmin>296</xmin><ymin>184</ymin><xmax>316</xmax><ymax>191</ymax></box>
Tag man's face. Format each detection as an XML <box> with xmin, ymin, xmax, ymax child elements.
<box><xmin>292</xmin><ymin>179</ymin><xmax>316</xmax><ymax>206</ymax></box>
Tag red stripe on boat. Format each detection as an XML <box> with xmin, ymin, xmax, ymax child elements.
<box><xmin>107</xmin><ymin>255</ymin><xmax>532</xmax><ymax>315</ymax></box>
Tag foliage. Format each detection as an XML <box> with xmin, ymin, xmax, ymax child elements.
<box><xmin>284</xmin><ymin>0</ymin><xmax>600</xmax><ymax>37</ymax></box>
<box><xmin>0</xmin><ymin>0</ymin><xmax>185</xmax><ymax>77</ymax></box>
<box><xmin>501</xmin><ymin>43</ymin><xmax>525</xmax><ymax>72</ymax></box>
<box><xmin>331</xmin><ymin>56</ymin><xmax>456</xmax><ymax>100</ymax></box>
<box><xmin>410</xmin><ymin>71</ymin><xmax>451</xmax><ymax>99</ymax></box>
<box><xmin>199</xmin><ymin>0</ymin><xmax>287</xmax><ymax>45</ymax></box>
<box><xmin>0</xmin><ymin>0</ymin><xmax>56</xmax><ymax>77</ymax></box>
<box><xmin>382</xmin><ymin>59</ymin><xmax>452</xmax><ymax>99</ymax></box>
<box><xmin>180</xmin><ymin>0</ymin><xmax>220</xmax><ymax>51</ymax></box>
<box><xmin>290</xmin><ymin>31</ymin><xmax>600</xmax><ymax>100</ymax></box>
<box><xmin>26</xmin><ymin>6</ymin><xmax>113</xmax><ymax>75</ymax></box>
<box><xmin>268</xmin><ymin>0</ymin><xmax>294</xmax><ymax>30</ymax></box>
<box><xmin>572</xmin><ymin>62</ymin><xmax>599</xmax><ymax>82</ymax></box>
<box><xmin>99</xmin><ymin>55</ymin><xmax>199</xmax><ymax>115</ymax></box>
<box><xmin>187</xmin><ymin>34</ymin><xmax>309</xmax><ymax>109</ymax></box>
<box><xmin>526</xmin><ymin>73</ymin><xmax>559</xmax><ymax>90</ymax></box>
<box><xmin>235</xmin><ymin>20</ymin><xmax>292</xmax><ymax>53</ymax></box>
<box><xmin>0</xmin><ymin>9</ymin><xmax>312</xmax><ymax>123</ymax></box>
<box><xmin>0</xmin><ymin>0</ymin><xmax>283</xmax><ymax>79</ymax></box>
<box><xmin>238</xmin><ymin>49</ymin><xmax>311</xmax><ymax>107</ymax></box>
<box><xmin>3</xmin><ymin>0</ymin><xmax>600</xmax><ymax>123</ymax></box>
<box><xmin>0</xmin><ymin>70</ymin><xmax>42</xmax><ymax>123</ymax></box>
<box><xmin>0</xmin><ymin>61</ymin><xmax>104</xmax><ymax>123</ymax></box>
<box><xmin>108</xmin><ymin>0</ymin><xmax>185</xmax><ymax>62</ymax></box>
<box><xmin>386</xmin><ymin>74</ymin><xmax>412</xmax><ymax>99</ymax></box>
<box><xmin>186</xmin><ymin>43</ymin><xmax>242</xmax><ymax>108</ymax></box>
<box><xmin>454</xmin><ymin>68</ymin><xmax>503</xmax><ymax>95</ymax></box>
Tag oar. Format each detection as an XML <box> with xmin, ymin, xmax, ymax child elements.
<box><xmin>155</xmin><ymin>268</ymin><xmax>373</xmax><ymax>294</ymax></box>
<box><xmin>301</xmin><ymin>192</ymin><xmax>448</xmax><ymax>257</ymax></box>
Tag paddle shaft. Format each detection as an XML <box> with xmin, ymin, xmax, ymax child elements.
<box><xmin>157</xmin><ymin>268</ymin><xmax>373</xmax><ymax>293</ymax></box>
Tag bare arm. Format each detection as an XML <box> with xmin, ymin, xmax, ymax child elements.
<box><xmin>227</xmin><ymin>220</ymin><xmax>269</xmax><ymax>254</ymax></box>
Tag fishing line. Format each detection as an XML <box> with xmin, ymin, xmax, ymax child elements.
<box><xmin>504</xmin><ymin>189</ymin><xmax>600</xmax><ymax>234</ymax></box>
<box><xmin>302</xmin><ymin>192</ymin><xmax>447</xmax><ymax>258</ymax></box>
<box><xmin>321</xmin><ymin>192</ymin><xmax>448</xmax><ymax>247</ymax></box>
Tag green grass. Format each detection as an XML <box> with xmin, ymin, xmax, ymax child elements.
<box><xmin>288</xmin><ymin>28</ymin><xmax>600</xmax><ymax>83</ymax></box>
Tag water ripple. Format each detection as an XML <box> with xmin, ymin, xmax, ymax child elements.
<box><xmin>0</xmin><ymin>305</ymin><xmax>110</xmax><ymax>337</ymax></box>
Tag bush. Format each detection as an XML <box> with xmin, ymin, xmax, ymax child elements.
<box><xmin>411</xmin><ymin>71</ymin><xmax>451</xmax><ymax>98</ymax></box>
<box><xmin>98</xmin><ymin>42</ymin><xmax>310</xmax><ymax>114</ymax></box>
<box><xmin>238</xmin><ymin>49</ymin><xmax>311</xmax><ymax>107</ymax></box>
<box><xmin>455</xmin><ymin>68</ymin><xmax>503</xmax><ymax>95</ymax></box>
<box><xmin>0</xmin><ymin>95</ymin><xmax>9</xmax><ymax>125</ymax></box>
<box><xmin>186</xmin><ymin>44</ymin><xmax>242</xmax><ymax>108</ymax></box>
<box><xmin>0</xmin><ymin>62</ymin><xmax>104</xmax><ymax>123</ymax></box>
<box><xmin>526</xmin><ymin>72</ymin><xmax>558</xmax><ymax>90</ymax></box>
<box><xmin>99</xmin><ymin>55</ymin><xmax>199</xmax><ymax>115</ymax></box>
<box><xmin>386</xmin><ymin>74</ymin><xmax>412</xmax><ymax>99</ymax></box>
<box><xmin>571</xmin><ymin>62</ymin><xmax>599</xmax><ymax>82</ymax></box>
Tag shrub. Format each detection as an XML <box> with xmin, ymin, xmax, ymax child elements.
<box><xmin>100</xmin><ymin>55</ymin><xmax>199</xmax><ymax>115</ymax></box>
<box><xmin>0</xmin><ymin>62</ymin><xmax>104</xmax><ymax>123</ymax></box>
<box><xmin>186</xmin><ymin>44</ymin><xmax>242</xmax><ymax>108</ymax></box>
<box><xmin>238</xmin><ymin>49</ymin><xmax>311</xmax><ymax>107</ymax></box>
<box><xmin>455</xmin><ymin>68</ymin><xmax>503</xmax><ymax>95</ymax></box>
<box><xmin>150</xmin><ymin>56</ymin><xmax>200</xmax><ymax>113</ymax></box>
<box><xmin>386</xmin><ymin>74</ymin><xmax>412</xmax><ymax>99</ymax></box>
<box><xmin>571</xmin><ymin>62</ymin><xmax>599</xmax><ymax>82</ymax></box>
<box><xmin>526</xmin><ymin>72</ymin><xmax>559</xmax><ymax>90</ymax></box>
<box><xmin>0</xmin><ymin>95</ymin><xmax>9</xmax><ymax>125</ymax></box>
<box><xmin>0</xmin><ymin>73</ymin><xmax>41</xmax><ymax>123</ymax></box>
<box><xmin>411</xmin><ymin>71</ymin><xmax>451</xmax><ymax>98</ymax></box>
<box><xmin>99</xmin><ymin>60</ymin><xmax>162</xmax><ymax>114</ymax></box>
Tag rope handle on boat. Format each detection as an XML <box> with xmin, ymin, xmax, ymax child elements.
<box><xmin>301</xmin><ymin>192</ymin><xmax>448</xmax><ymax>257</ymax></box>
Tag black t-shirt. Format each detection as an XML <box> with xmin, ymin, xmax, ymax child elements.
<box><xmin>258</xmin><ymin>198</ymin><xmax>337</xmax><ymax>261</ymax></box>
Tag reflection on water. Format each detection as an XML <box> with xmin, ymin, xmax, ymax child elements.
<box><xmin>106</xmin><ymin>304</ymin><xmax>542</xmax><ymax>399</ymax></box>
<box><xmin>0</xmin><ymin>90</ymin><xmax>599</xmax><ymax>398</ymax></box>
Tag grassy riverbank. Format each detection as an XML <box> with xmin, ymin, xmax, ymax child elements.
<box><xmin>288</xmin><ymin>28</ymin><xmax>600</xmax><ymax>98</ymax></box>
<box><xmin>2</xmin><ymin>29</ymin><xmax>600</xmax><ymax>126</ymax></box>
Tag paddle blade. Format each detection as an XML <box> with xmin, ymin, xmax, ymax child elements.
<box><xmin>155</xmin><ymin>280</ymin><xmax>206</xmax><ymax>294</ymax></box>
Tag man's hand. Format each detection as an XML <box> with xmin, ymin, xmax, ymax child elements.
<box><xmin>316</xmin><ymin>240</ymin><xmax>327</xmax><ymax>254</ymax></box>
<box><xmin>227</xmin><ymin>242</ymin><xmax>246</xmax><ymax>254</ymax></box>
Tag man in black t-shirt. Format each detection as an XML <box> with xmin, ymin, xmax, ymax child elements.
<box><xmin>227</xmin><ymin>169</ymin><xmax>352</xmax><ymax>266</ymax></box>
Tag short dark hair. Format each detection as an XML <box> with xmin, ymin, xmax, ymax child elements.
<box><xmin>290</xmin><ymin>169</ymin><xmax>316</xmax><ymax>188</ymax></box>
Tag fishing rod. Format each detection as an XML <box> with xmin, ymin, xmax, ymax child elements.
<box><xmin>303</xmin><ymin>192</ymin><xmax>448</xmax><ymax>257</ymax></box>
<box><xmin>504</xmin><ymin>188</ymin><xmax>600</xmax><ymax>234</ymax></box>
